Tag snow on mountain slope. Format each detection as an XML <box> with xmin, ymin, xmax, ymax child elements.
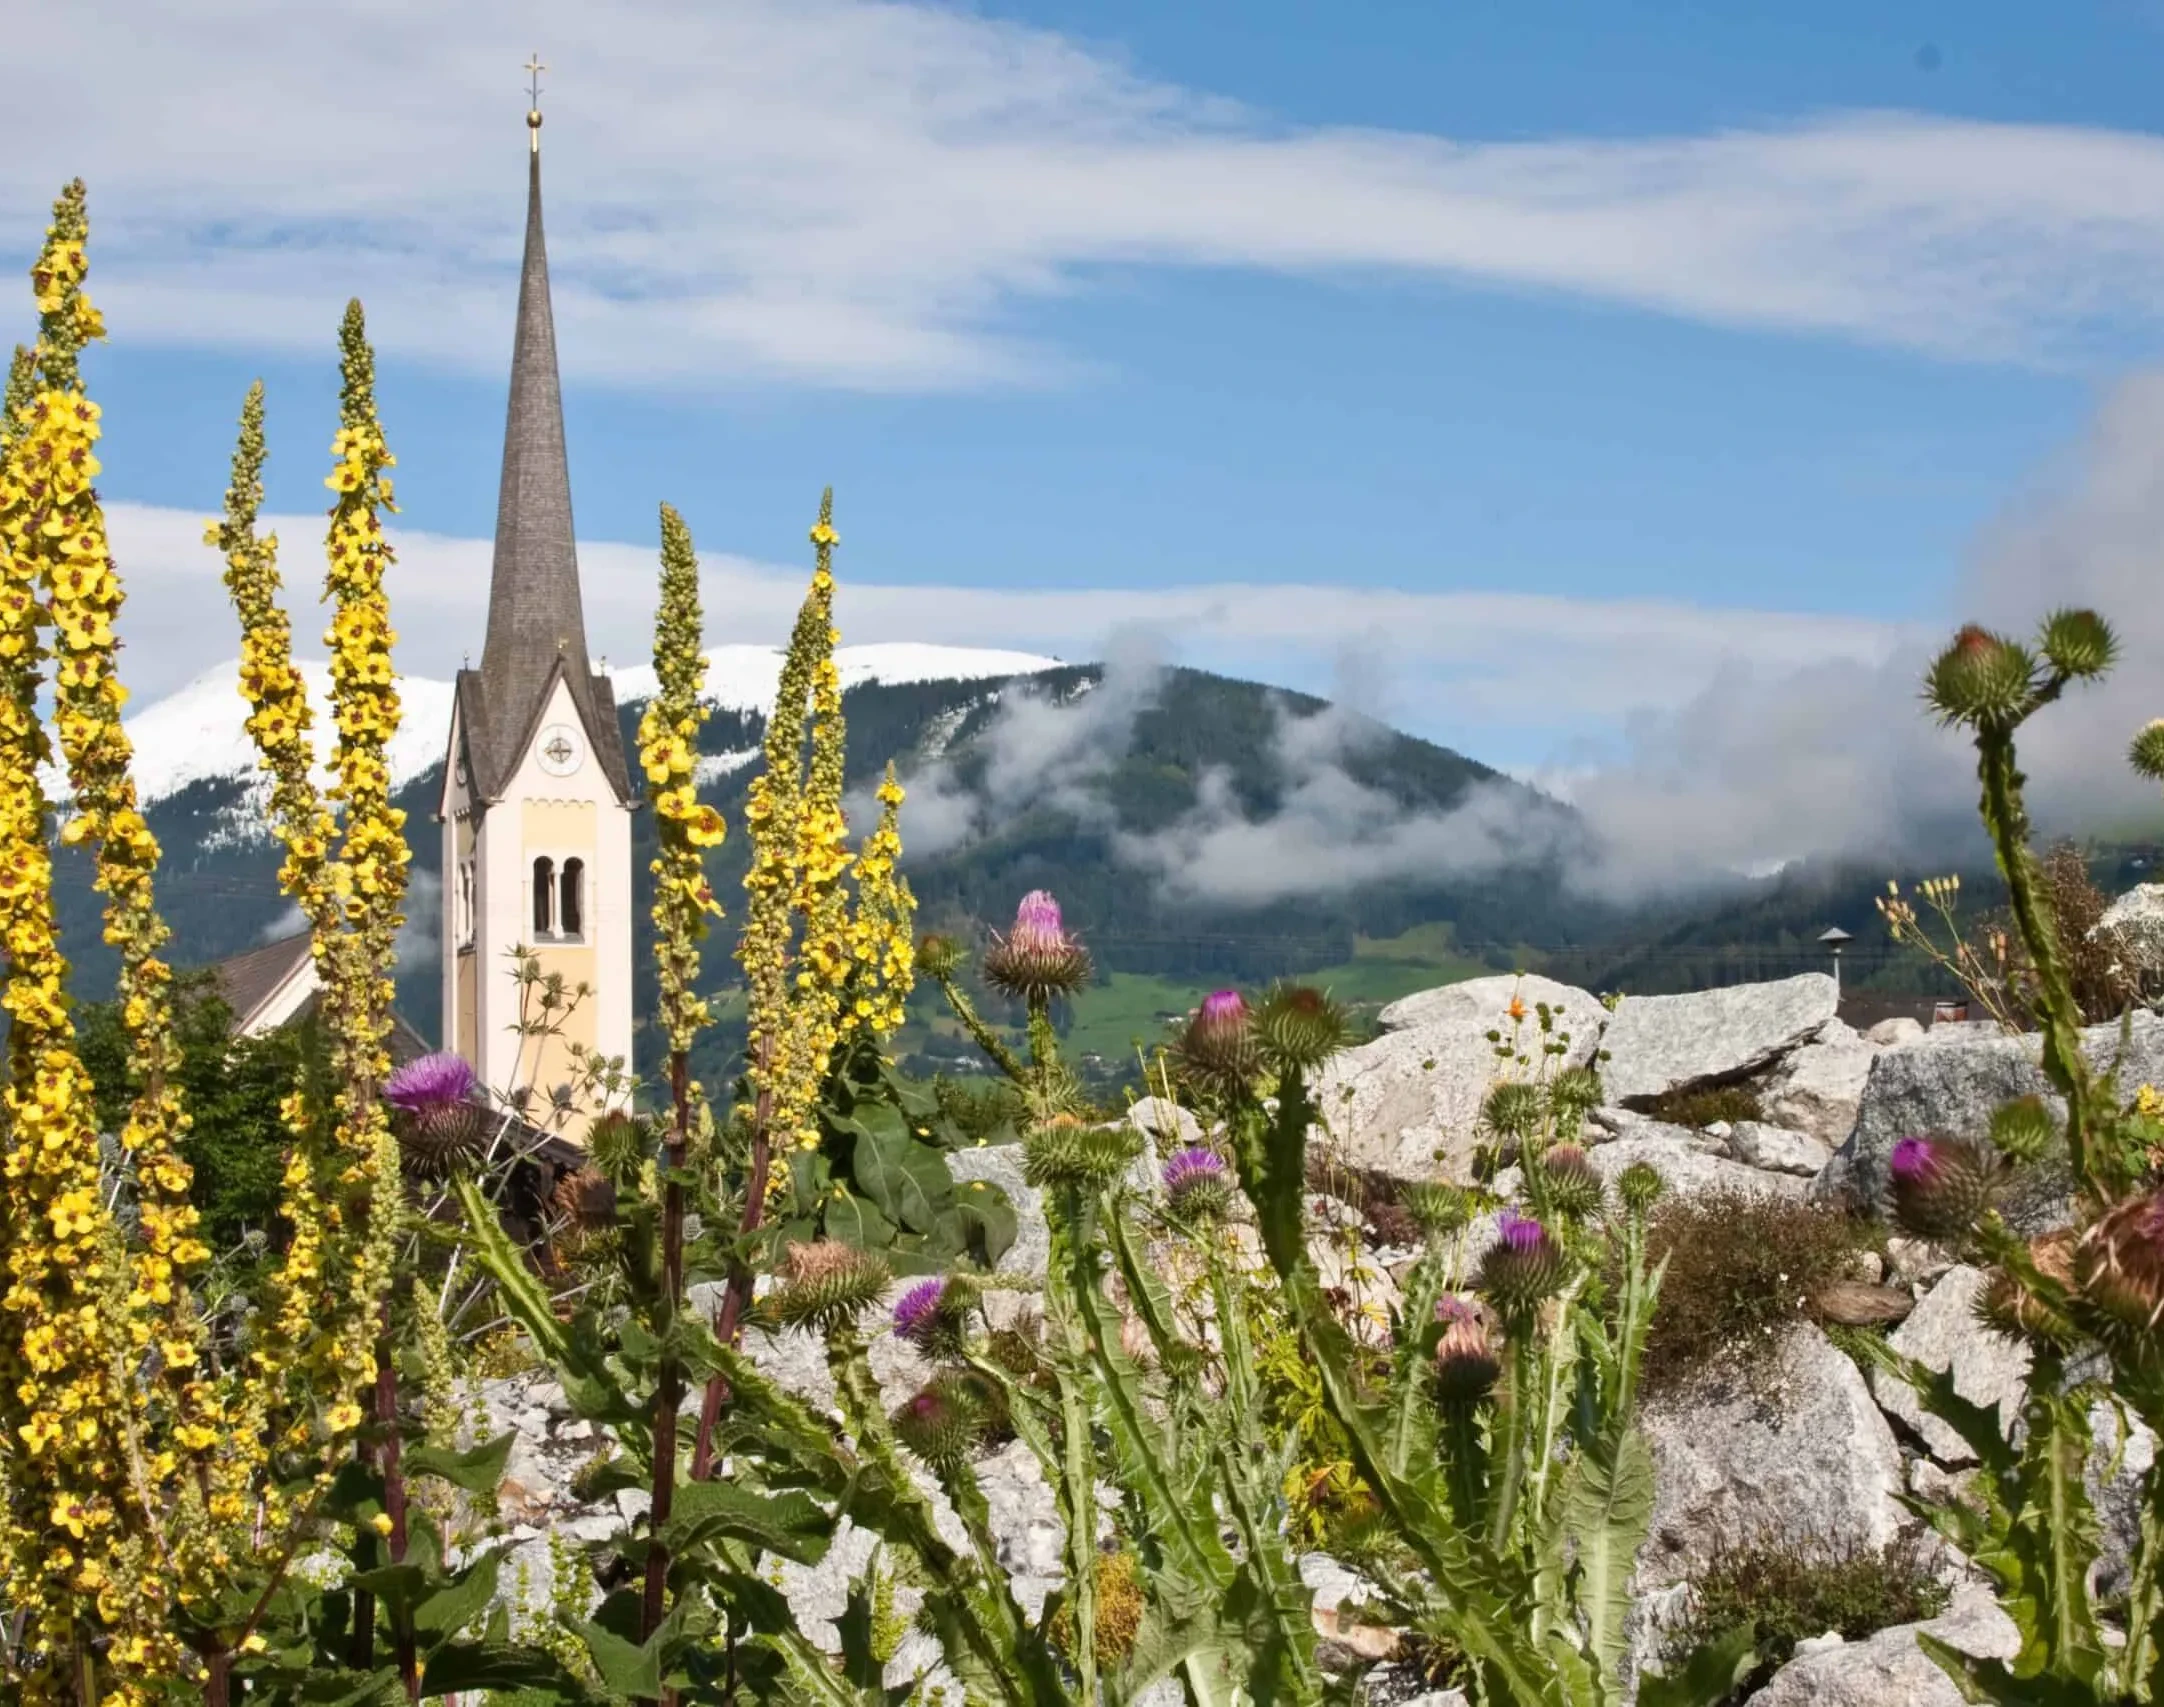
<box><xmin>603</xmin><ymin>642</ymin><xmax>1062</xmax><ymax>712</ymax></box>
<box><xmin>112</xmin><ymin>644</ymin><xmax>1063</xmax><ymax>805</ymax></box>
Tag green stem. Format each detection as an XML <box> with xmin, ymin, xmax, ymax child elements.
<box><xmin>1057</xmin><ymin>1372</ymin><xmax>1097</xmax><ymax>1701</ymax></box>
<box><xmin>933</xmin><ymin>971</ymin><xmax>1030</xmax><ymax>1085</ymax></box>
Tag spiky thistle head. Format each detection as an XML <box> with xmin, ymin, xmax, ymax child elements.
<box><xmin>1925</xmin><ymin>624</ymin><xmax>2037</xmax><ymax>730</ymax></box>
<box><xmin>1476</xmin><ymin>1209</ymin><xmax>1564</xmax><ymax>1318</ymax></box>
<box><xmin>1539</xmin><ymin>1143</ymin><xmax>1605</xmax><ymax>1219</ymax></box>
<box><xmin>1549</xmin><ymin>1064</ymin><xmax>1605</xmax><ymax>1118</ymax></box>
<box><xmin>2132</xmin><ymin>720</ymin><xmax>2164</xmax><ymax>785</ymax></box>
<box><xmin>1889</xmin><ymin>1134</ymin><xmax>2001</xmax><ymax>1241</ymax></box>
<box><xmin>382</xmin><ymin>1051</ymin><xmax>486</xmax><ymax>1180</ymax></box>
<box><xmin>1161</xmin><ymin>1145</ymin><xmax>1234</xmax><ymax>1220</ymax></box>
<box><xmin>1480</xmin><ymin>1080</ymin><xmax>1545</xmax><ymax>1144</ymax></box>
<box><xmin>1176</xmin><ymin>988</ymin><xmax>1257</xmax><ymax>1092</ymax></box>
<box><xmin>891</xmin><ymin>1377</ymin><xmax>985</xmax><ymax>1470</ymax></box>
<box><xmin>1432</xmin><ymin>1294</ymin><xmax>1500</xmax><ymax>1404</ymax></box>
<box><xmin>1987</xmin><ymin>1095</ymin><xmax>2058</xmax><ymax>1165</ymax></box>
<box><xmin>1023</xmin><ymin>1114</ymin><xmax>1141</xmax><ymax>1191</ymax></box>
<box><xmin>2037</xmin><ymin>608</ymin><xmax>2117</xmax><ymax>681</ymax></box>
<box><xmin>1399</xmin><ymin>1179</ymin><xmax>1473</xmax><ymax>1238</ymax></box>
<box><xmin>1976</xmin><ymin>1230</ymin><xmax>2077</xmax><ymax>1347</ymax></box>
<box><xmin>550</xmin><ymin>1167</ymin><xmax>618</xmax><ymax>1233</ymax></box>
<box><xmin>983</xmin><ymin>890</ymin><xmax>1092</xmax><ymax>1003</ymax></box>
<box><xmin>2077</xmin><ymin>1188</ymin><xmax>2164</xmax><ymax>1335</ymax></box>
<box><xmin>586</xmin><ymin>1108</ymin><xmax>652</xmax><ymax>1187</ymax></box>
<box><xmin>916</xmin><ymin>931</ymin><xmax>965</xmax><ymax>980</ymax></box>
<box><xmin>763</xmin><ymin>1242</ymin><xmax>894</xmax><ymax>1335</ymax></box>
<box><xmin>1253</xmin><ymin>983</ymin><xmax>1349</xmax><ymax>1073</ymax></box>
<box><xmin>1616</xmin><ymin>1160</ymin><xmax>1666</xmax><ymax>1216</ymax></box>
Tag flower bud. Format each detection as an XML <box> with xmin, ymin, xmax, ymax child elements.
<box><xmin>1616</xmin><ymin>1161</ymin><xmax>1665</xmax><ymax>1215</ymax></box>
<box><xmin>891</xmin><ymin>1378</ymin><xmax>984</xmax><ymax>1469</ymax></box>
<box><xmin>1888</xmin><ymin>1135</ymin><xmax>2000</xmax><ymax>1240</ymax></box>
<box><xmin>1177</xmin><ymin>989</ymin><xmax>1257</xmax><ymax>1090</ymax></box>
<box><xmin>1925</xmin><ymin>624</ymin><xmax>2034</xmax><ymax>728</ymax></box>
<box><xmin>1253</xmin><ymin>984</ymin><xmax>1349</xmax><ymax>1072</ymax></box>
<box><xmin>2038</xmin><ymin>608</ymin><xmax>2116</xmax><ymax>681</ymax></box>
<box><xmin>2132</xmin><ymin>719</ymin><xmax>2164</xmax><ymax>785</ymax></box>
<box><xmin>916</xmin><ymin>931</ymin><xmax>965</xmax><ymax>980</ymax></box>
<box><xmin>1477</xmin><ymin>1210</ymin><xmax>1563</xmax><ymax>1318</ymax></box>
<box><xmin>1432</xmin><ymin>1294</ymin><xmax>1500</xmax><ymax>1404</ymax></box>
<box><xmin>2078</xmin><ymin>1189</ymin><xmax>2164</xmax><ymax>1334</ymax></box>
<box><xmin>982</xmin><ymin>890</ymin><xmax>1092</xmax><ymax>1002</ymax></box>
<box><xmin>1539</xmin><ymin>1143</ymin><xmax>1604</xmax><ymax>1219</ymax></box>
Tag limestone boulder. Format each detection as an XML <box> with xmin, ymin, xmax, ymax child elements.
<box><xmin>1726</xmin><ymin>1120</ymin><xmax>1834</xmax><ymax>1178</ymax></box>
<box><xmin>2097</xmin><ymin>882</ymin><xmax>2164</xmax><ymax>978</ymax></box>
<box><xmin>1315</xmin><ymin>977</ymin><xmax>1603</xmax><ymax>1181</ymax></box>
<box><xmin>1599</xmin><ymin>973</ymin><xmax>1838</xmax><ymax>1106</ymax></box>
<box><xmin>1745</xmin><ymin>1583</ymin><xmax>2019</xmax><ymax>1707</ymax></box>
<box><xmin>1867</xmin><ymin>1266</ymin><xmax>2030</xmax><ymax>1465</ymax></box>
<box><xmin>946</xmin><ymin>1143</ymin><xmax>1048</xmax><ymax>1281</ymax></box>
<box><xmin>1868</xmin><ymin>1016</ymin><xmax>1928</xmax><ymax>1047</ymax></box>
<box><xmin>1639</xmin><ymin>1324</ymin><xmax>1906</xmax><ymax>1589</ymax></box>
<box><xmin>1760</xmin><ymin>1020</ymin><xmax>1880</xmax><ymax>1147</ymax></box>
<box><xmin>1589</xmin><ymin>1131</ymin><xmax>1807</xmax><ymax>1204</ymax></box>
<box><xmin>1821</xmin><ymin>1011</ymin><xmax>2164</xmax><ymax>1218</ymax></box>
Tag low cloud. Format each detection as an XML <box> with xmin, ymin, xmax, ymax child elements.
<box><xmin>396</xmin><ymin>867</ymin><xmax>442</xmax><ymax>975</ymax></box>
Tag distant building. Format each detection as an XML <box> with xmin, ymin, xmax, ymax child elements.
<box><xmin>208</xmin><ymin>929</ymin><xmax>432</xmax><ymax>1064</ymax></box>
<box><xmin>437</xmin><ymin>111</ymin><xmax>637</xmax><ymax>1139</ymax></box>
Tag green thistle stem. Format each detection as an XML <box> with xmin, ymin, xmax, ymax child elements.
<box><xmin>931</xmin><ymin>969</ymin><xmax>1029</xmax><ymax>1084</ymax></box>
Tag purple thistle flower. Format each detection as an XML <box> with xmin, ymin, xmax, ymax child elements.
<box><xmin>384</xmin><ymin>1051</ymin><xmax>478</xmax><ymax>1116</ymax></box>
<box><xmin>1890</xmin><ymin>1135</ymin><xmax>1942</xmax><ymax>1184</ymax></box>
<box><xmin>893</xmin><ymin>1277</ymin><xmax>948</xmax><ymax>1347</ymax></box>
<box><xmin>984</xmin><ymin>889</ymin><xmax>1092</xmax><ymax>1002</ymax></box>
<box><xmin>1197</xmin><ymin>990</ymin><xmax>1247</xmax><ymax>1026</ymax></box>
<box><xmin>1888</xmin><ymin>1133</ymin><xmax>1999</xmax><ymax>1240</ymax></box>
<box><xmin>1162</xmin><ymin>1145</ymin><xmax>1227</xmax><ymax>1203</ymax></box>
<box><xmin>1496</xmin><ymin>1209</ymin><xmax>1548</xmax><ymax>1253</ymax></box>
<box><xmin>1177</xmin><ymin>989</ymin><xmax>1257</xmax><ymax>1089</ymax></box>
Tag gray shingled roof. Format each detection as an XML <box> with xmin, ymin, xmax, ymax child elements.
<box><xmin>208</xmin><ymin>930</ymin><xmax>314</xmax><ymax>1031</ymax></box>
<box><xmin>464</xmin><ymin>144</ymin><xmax>633</xmax><ymax>807</ymax></box>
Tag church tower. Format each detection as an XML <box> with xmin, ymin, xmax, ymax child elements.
<box><xmin>439</xmin><ymin>88</ymin><xmax>636</xmax><ymax>1135</ymax></box>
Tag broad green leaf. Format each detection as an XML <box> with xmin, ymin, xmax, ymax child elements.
<box><xmin>414</xmin><ymin>1548</ymin><xmax>504</xmax><ymax>1643</ymax></box>
<box><xmin>826</xmin><ymin>1188</ymin><xmax>898</xmax><ymax>1249</ymax></box>
<box><xmin>954</xmin><ymin>1182</ymin><xmax>1018</xmax><ymax>1267</ymax></box>
<box><xmin>404</xmin><ymin>1432</ymin><xmax>513</xmax><ymax>1497</ymax></box>
<box><xmin>1637</xmin><ymin>1623</ymin><xmax>1756</xmax><ymax>1707</ymax></box>
<box><xmin>416</xmin><ymin>1639</ymin><xmax>583</xmax><ymax>1698</ymax></box>
<box><xmin>1561</xmin><ymin>1426</ymin><xmax>1657</xmax><ymax>1688</ymax></box>
<box><xmin>660</xmin><ymin>1479</ymin><xmax>833</xmax><ymax>1565</ymax></box>
<box><xmin>855</xmin><ymin>1125</ymin><xmax>956</xmax><ymax>1234</ymax></box>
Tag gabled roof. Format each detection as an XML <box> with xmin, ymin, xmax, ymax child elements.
<box><xmin>462</xmin><ymin>137</ymin><xmax>633</xmax><ymax>808</ymax></box>
<box><xmin>209</xmin><ymin>930</ymin><xmax>316</xmax><ymax>1034</ymax></box>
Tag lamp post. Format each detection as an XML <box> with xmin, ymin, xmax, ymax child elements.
<box><xmin>1818</xmin><ymin>925</ymin><xmax>1854</xmax><ymax>993</ymax></box>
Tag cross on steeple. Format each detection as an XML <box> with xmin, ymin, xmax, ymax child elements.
<box><xmin>525</xmin><ymin>53</ymin><xmax>546</xmax><ymax>150</ymax></box>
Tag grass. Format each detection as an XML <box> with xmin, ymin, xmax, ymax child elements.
<box><xmin>1666</xmin><ymin>1532</ymin><xmax>1949</xmax><ymax>1700</ymax></box>
<box><xmin>1638</xmin><ymin>1190</ymin><xmax>1878</xmax><ymax>1398</ymax></box>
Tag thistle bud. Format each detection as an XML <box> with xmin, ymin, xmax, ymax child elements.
<box><xmin>892</xmin><ymin>1274</ymin><xmax>974</xmax><ymax>1356</ymax></box>
<box><xmin>982</xmin><ymin>891</ymin><xmax>1092</xmax><ymax>1002</ymax></box>
<box><xmin>1432</xmin><ymin>1294</ymin><xmax>1500</xmax><ymax>1404</ymax></box>
<box><xmin>2077</xmin><ymin>1189</ymin><xmax>2164</xmax><ymax>1334</ymax></box>
<box><xmin>586</xmin><ymin>1108</ymin><xmax>651</xmax><ymax>1186</ymax></box>
<box><xmin>763</xmin><ymin>1241</ymin><xmax>894</xmax><ymax>1334</ymax></box>
<box><xmin>1162</xmin><ymin>1144</ymin><xmax>1234</xmax><ymax>1219</ymax></box>
<box><xmin>1476</xmin><ymin>1210</ymin><xmax>1563</xmax><ymax>1318</ymax></box>
<box><xmin>2038</xmin><ymin>608</ymin><xmax>2116</xmax><ymax>681</ymax></box>
<box><xmin>891</xmin><ymin>1378</ymin><xmax>984</xmax><ymax>1469</ymax></box>
<box><xmin>916</xmin><ymin>931</ymin><xmax>965</xmax><ymax>980</ymax></box>
<box><xmin>1177</xmin><ymin>989</ymin><xmax>1257</xmax><ymax>1090</ymax></box>
<box><xmin>1253</xmin><ymin>984</ymin><xmax>1349</xmax><ymax>1073</ymax></box>
<box><xmin>1976</xmin><ymin>1230</ymin><xmax>2077</xmax><ymax>1346</ymax></box>
<box><xmin>2131</xmin><ymin>719</ymin><xmax>2164</xmax><ymax>784</ymax></box>
<box><xmin>1480</xmin><ymin>1080</ymin><xmax>1544</xmax><ymax>1143</ymax></box>
<box><xmin>1539</xmin><ymin>1143</ymin><xmax>1605</xmax><ymax>1219</ymax></box>
<box><xmin>1617</xmin><ymin>1161</ymin><xmax>1665</xmax><ymax>1215</ymax></box>
<box><xmin>1888</xmin><ymin>1135</ymin><xmax>2001</xmax><ymax>1241</ymax></box>
<box><xmin>1925</xmin><ymin>624</ymin><xmax>2034</xmax><ymax>729</ymax></box>
<box><xmin>550</xmin><ymin>1166</ymin><xmax>617</xmax><ymax>1232</ymax></box>
<box><xmin>383</xmin><ymin>1051</ymin><xmax>487</xmax><ymax>1181</ymax></box>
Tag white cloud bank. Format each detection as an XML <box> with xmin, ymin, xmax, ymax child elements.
<box><xmin>7</xmin><ymin>2</ymin><xmax>2164</xmax><ymax>386</ymax></box>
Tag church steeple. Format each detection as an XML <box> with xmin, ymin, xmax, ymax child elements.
<box><xmin>458</xmin><ymin>92</ymin><xmax>631</xmax><ymax>805</ymax></box>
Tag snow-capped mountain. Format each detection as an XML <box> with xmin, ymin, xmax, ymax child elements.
<box><xmin>107</xmin><ymin>644</ymin><xmax>1062</xmax><ymax>806</ymax></box>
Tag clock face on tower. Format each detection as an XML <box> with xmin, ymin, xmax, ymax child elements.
<box><xmin>537</xmin><ymin>722</ymin><xmax>584</xmax><ymax>778</ymax></box>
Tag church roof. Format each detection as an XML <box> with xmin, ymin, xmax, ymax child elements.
<box><xmin>463</xmin><ymin>138</ymin><xmax>633</xmax><ymax>807</ymax></box>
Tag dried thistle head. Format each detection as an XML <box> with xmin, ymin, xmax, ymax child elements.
<box><xmin>2077</xmin><ymin>1189</ymin><xmax>2164</xmax><ymax>1335</ymax></box>
<box><xmin>762</xmin><ymin>1242</ymin><xmax>893</xmax><ymax>1335</ymax></box>
<box><xmin>550</xmin><ymin>1167</ymin><xmax>617</xmax><ymax>1232</ymax></box>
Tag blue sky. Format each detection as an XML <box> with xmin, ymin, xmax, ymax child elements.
<box><xmin>12</xmin><ymin>0</ymin><xmax>2164</xmax><ymax>867</ymax></box>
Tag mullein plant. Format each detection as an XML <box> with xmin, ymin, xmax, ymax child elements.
<box><xmin>1854</xmin><ymin>609</ymin><xmax>2164</xmax><ymax>1704</ymax></box>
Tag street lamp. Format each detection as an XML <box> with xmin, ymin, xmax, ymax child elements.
<box><xmin>1818</xmin><ymin>925</ymin><xmax>1854</xmax><ymax>992</ymax></box>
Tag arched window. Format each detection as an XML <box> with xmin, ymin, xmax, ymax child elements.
<box><xmin>559</xmin><ymin>858</ymin><xmax>585</xmax><ymax>940</ymax></box>
<box><xmin>532</xmin><ymin>856</ymin><xmax>555</xmax><ymax>937</ymax></box>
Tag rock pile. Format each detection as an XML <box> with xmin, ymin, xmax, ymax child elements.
<box><xmin>474</xmin><ymin>971</ymin><xmax>2164</xmax><ymax>1704</ymax></box>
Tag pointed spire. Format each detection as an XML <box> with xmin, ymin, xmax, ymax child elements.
<box><xmin>462</xmin><ymin>118</ymin><xmax>633</xmax><ymax>806</ymax></box>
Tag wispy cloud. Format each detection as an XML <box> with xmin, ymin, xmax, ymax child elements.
<box><xmin>9</xmin><ymin>2</ymin><xmax>2164</xmax><ymax>387</ymax></box>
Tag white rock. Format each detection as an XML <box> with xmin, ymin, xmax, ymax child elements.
<box><xmin>2088</xmin><ymin>1399</ymin><xmax>2159</xmax><ymax>1603</ymax></box>
<box><xmin>1375</xmin><ymin>972</ymin><xmax>1604</xmax><ymax>1036</ymax></box>
<box><xmin>946</xmin><ymin>1144</ymin><xmax>1047</xmax><ymax>1280</ymax></box>
<box><xmin>1793</xmin><ymin>1631</ymin><xmax>1848</xmax><ymax>1659</ymax></box>
<box><xmin>1867</xmin><ymin>1017</ymin><xmax>1927</xmax><ymax>1047</ymax></box>
<box><xmin>1869</xmin><ymin>1266</ymin><xmax>2030</xmax><ymax>1465</ymax></box>
<box><xmin>1747</xmin><ymin>1583</ymin><xmax>2019</xmax><ymax>1706</ymax></box>
<box><xmin>2097</xmin><ymin>882</ymin><xmax>2164</xmax><ymax>975</ymax></box>
<box><xmin>1600</xmin><ymin>974</ymin><xmax>1840</xmax><ymax>1105</ymax></box>
<box><xmin>1761</xmin><ymin>1030</ymin><xmax>1880</xmax><ymax>1148</ymax></box>
<box><xmin>1314</xmin><ymin>981</ymin><xmax>1604</xmax><ymax>1181</ymax></box>
<box><xmin>1589</xmin><ymin>1132</ymin><xmax>1808</xmax><ymax>1203</ymax></box>
<box><xmin>1640</xmin><ymin>1324</ymin><xmax>1907</xmax><ymax>1588</ymax></box>
<box><xmin>1727</xmin><ymin>1121</ymin><xmax>1835</xmax><ymax>1177</ymax></box>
